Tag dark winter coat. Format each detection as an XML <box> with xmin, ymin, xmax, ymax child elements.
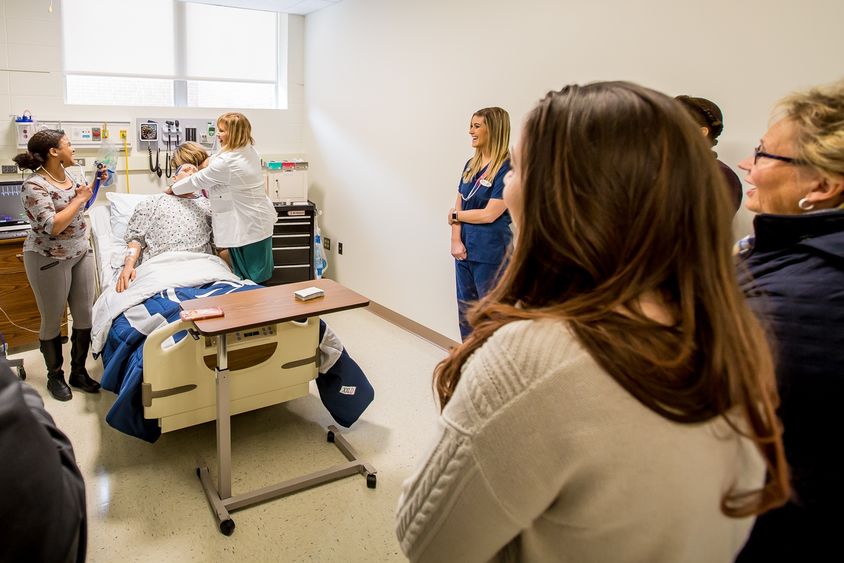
<box><xmin>737</xmin><ymin>210</ymin><xmax>844</xmax><ymax>560</ymax></box>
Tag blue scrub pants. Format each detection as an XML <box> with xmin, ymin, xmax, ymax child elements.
<box><xmin>455</xmin><ymin>259</ymin><xmax>502</xmax><ymax>341</ymax></box>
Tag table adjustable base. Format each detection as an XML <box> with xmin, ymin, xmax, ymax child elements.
<box><xmin>182</xmin><ymin>281</ymin><xmax>373</xmax><ymax>536</ymax></box>
<box><xmin>196</xmin><ymin>424</ymin><xmax>377</xmax><ymax>536</ymax></box>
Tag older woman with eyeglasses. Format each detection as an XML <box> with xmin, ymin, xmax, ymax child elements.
<box><xmin>735</xmin><ymin>80</ymin><xmax>844</xmax><ymax>562</ymax></box>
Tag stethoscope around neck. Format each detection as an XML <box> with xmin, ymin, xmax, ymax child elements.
<box><xmin>461</xmin><ymin>166</ymin><xmax>493</xmax><ymax>202</ymax></box>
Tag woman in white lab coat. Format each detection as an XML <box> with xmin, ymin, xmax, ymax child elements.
<box><xmin>170</xmin><ymin>112</ymin><xmax>277</xmax><ymax>283</ymax></box>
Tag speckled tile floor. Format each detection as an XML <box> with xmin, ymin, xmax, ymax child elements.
<box><xmin>8</xmin><ymin>308</ymin><xmax>446</xmax><ymax>562</ymax></box>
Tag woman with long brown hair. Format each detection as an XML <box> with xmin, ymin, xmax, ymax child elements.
<box><xmin>396</xmin><ymin>82</ymin><xmax>788</xmax><ymax>562</ymax></box>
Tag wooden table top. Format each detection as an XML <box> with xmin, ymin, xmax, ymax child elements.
<box><xmin>181</xmin><ymin>278</ymin><xmax>370</xmax><ymax>336</ymax></box>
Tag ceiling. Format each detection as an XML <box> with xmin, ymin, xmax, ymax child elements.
<box><xmin>178</xmin><ymin>0</ymin><xmax>344</xmax><ymax>15</ymax></box>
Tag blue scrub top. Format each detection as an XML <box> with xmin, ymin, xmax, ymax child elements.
<box><xmin>458</xmin><ymin>159</ymin><xmax>512</xmax><ymax>264</ymax></box>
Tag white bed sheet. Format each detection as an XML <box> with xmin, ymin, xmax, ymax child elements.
<box><xmin>91</xmin><ymin>250</ymin><xmax>242</xmax><ymax>354</ymax></box>
<box><xmin>90</xmin><ymin>193</ymin><xmax>162</xmax><ymax>295</ymax></box>
<box><xmin>89</xmin><ymin>204</ymin><xmax>120</xmax><ymax>294</ymax></box>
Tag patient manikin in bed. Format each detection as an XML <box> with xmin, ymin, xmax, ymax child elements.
<box><xmin>117</xmin><ymin>142</ymin><xmax>216</xmax><ymax>293</ymax></box>
<box><xmin>116</xmin><ymin>188</ymin><xmax>213</xmax><ymax>292</ymax></box>
<box><xmin>96</xmin><ymin>144</ymin><xmax>374</xmax><ymax>442</ymax></box>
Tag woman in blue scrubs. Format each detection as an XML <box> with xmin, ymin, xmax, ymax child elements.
<box><xmin>448</xmin><ymin>107</ymin><xmax>512</xmax><ymax>340</ymax></box>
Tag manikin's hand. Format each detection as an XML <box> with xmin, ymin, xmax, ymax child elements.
<box><xmin>115</xmin><ymin>266</ymin><xmax>137</xmax><ymax>293</ymax></box>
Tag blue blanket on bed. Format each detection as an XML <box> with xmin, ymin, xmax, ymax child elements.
<box><xmin>99</xmin><ymin>282</ymin><xmax>258</xmax><ymax>442</ymax></box>
<box><xmin>99</xmin><ymin>282</ymin><xmax>374</xmax><ymax>442</ymax></box>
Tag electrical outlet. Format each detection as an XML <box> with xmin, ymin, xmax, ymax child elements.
<box><xmin>338</xmin><ymin>242</ymin><xmax>343</xmax><ymax>255</ymax></box>
<box><xmin>74</xmin><ymin>158</ymin><xmax>86</xmax><ymax>166</ymax></box>
<box><xmin>119</xmin><ymin>129</ymin><xmax>128</xmax><ymax>140</ymax></box>
<box><xmin>323</xmin><ymin>237</ymin><xmax>331</xmax><ymax>251</ymax></box>
<box><xmin>1</xmin><ymin>165</ymin><xmax>18</xmax><ymax>174</ymax></box>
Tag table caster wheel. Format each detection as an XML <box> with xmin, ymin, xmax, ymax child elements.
<box><xmin>366</xmin><ymin>473</ymin><xmax>377</xmax><ymax>489</ymax></box>
<box><xmin>18</xmin><ymin>367</ymin><xmax>26</xmax><ymax>380</ymax></box>
<box><xmin>220</xmin><ymin>519</ymin><xmax>235</xmax><ymax>536</ymax></box>
<box><xmin>327</xmin><ymin>430</ymin><xmax>335</xmax><ymax>443</ymax></box>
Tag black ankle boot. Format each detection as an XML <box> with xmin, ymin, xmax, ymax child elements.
<box><xmin>40</xmin><ymin>336</ymin><xmax>71</xmax><ymax>401</ymax></box>
<box><xmin>68</xmin><ymin>328</ymin><xmax>100</xmax><ymax>393</ymax></box>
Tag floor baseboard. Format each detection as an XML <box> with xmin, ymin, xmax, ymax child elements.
<box><xmin>366</xmin><ymin>302</ymin><xmax>459</xmax><ymax>352</ymax></box>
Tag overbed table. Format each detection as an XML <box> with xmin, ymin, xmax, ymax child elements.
<box><xmin>182</xmin><ymin>278</ymin><xmax>373</xmax><ymax>535</ymax></box>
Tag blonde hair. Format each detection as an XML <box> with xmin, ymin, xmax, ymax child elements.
<box><xmin>217</xmin><ymin>112</ymin><xmax>254</xmax><ymax>150</ymax></box>
<box><xmin>171</xmin><ymin>141</ymin><xmax>209</xmax><ymax>168</ymax></box>
<box><xmin>462</xmin><ymin>107</ymin><xmax>511</xmax><ymax>183</ymax></box>
<box><xmin>778</xmin><ymin>79</ymin><xmax>844</xmax><ymax>182</ymax></box>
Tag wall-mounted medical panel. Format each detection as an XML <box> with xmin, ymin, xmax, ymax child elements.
<box><xmin>135</xmin><ymin>117</ymin><xmax>218</xmax><ymax>151</ymax></box>
<box><xmin>16</xmin><ymin>120</ymin><xmax>132</xmax><ymax>151</ymax></box>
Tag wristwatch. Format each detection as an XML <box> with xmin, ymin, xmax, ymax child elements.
<box><xmin>452</xmin><ymin>210</ymin><xmax>459</xmax><ymax>224</ymax></box>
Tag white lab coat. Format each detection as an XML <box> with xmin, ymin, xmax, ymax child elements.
<box><xmin>171</xmin><ymin>145</ymin><xmax>276</xmax><ymax>248</ymax></box>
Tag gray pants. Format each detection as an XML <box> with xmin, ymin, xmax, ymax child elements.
<box><xmin>23</xmin><ymin>251</ymin><xmax>94</xmax><ymax>339</ymax></box>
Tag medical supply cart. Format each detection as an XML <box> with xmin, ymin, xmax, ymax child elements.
<box><xmin>267</xmin><ymin>202</ymin><xmax>316</xmax><ymax>285</ymax></box>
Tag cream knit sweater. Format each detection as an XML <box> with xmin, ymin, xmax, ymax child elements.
<box><xmin>396</xmin><ymin>319</ymin><xmax>765</xmax><ymax>562</ymax></box>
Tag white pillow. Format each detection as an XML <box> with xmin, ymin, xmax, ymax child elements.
<box><xmin>105</xmin><ymin>192</ymin><xmax>155</xmax><ymax>243</ymax></box>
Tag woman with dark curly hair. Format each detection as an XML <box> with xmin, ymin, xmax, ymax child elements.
<box><xmin>13</xmin><ymin>129</ymin><xmax>105</xmax><ymax>401</ymax></box>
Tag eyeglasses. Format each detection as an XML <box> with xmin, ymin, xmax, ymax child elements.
<box><xmin>754</xmin><ymin>145</ymin><xmax>803</xmax><ymax>166</ymax></box>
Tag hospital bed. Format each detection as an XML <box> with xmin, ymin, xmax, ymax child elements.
<box><xmin>89</xmin><ymin>195</ymin><xmax>376</xmax><ymax>534</ymax></box>
<box><xmin>88</xmin><ymin>194</ymin><xmax>321</xmax><ymax>439</ymax></box>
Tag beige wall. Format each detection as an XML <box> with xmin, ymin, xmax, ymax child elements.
<box><xmin>304</xmin><ymin>0</ymin><xmax>844</xmax><ymax>341</ymax></box>
<box><xmin>0</xmin><ymin>1</ymin><xmax>306</xmax><ymax>195</ymax></box>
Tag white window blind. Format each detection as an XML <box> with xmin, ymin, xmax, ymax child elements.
<box><xmin>62</xmin><ymin>0</ymin><xmax>282</xmax><ymax>109</ymax></box>
<box><xmin>62</xmin><ymin>0</ymin><xmax>175</xmax><ymax>76</ymax></box>
<box><xmin>184</xmin><ymin>3</ymin><xmax>277</xmax><ymax>82</ymax></box>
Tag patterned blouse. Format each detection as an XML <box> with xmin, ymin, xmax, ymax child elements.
<box><xmin>125</xmin><ymin>194</ymin><xmax>213</xmax><ymax>265</ymax></box>
<box><xmin>21</xmin><ymin>172</ymin><xmax>89</xmax><ymax>259</ymax></box>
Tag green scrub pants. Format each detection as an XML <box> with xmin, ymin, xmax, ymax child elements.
<box><xmin>229</xmin><ymin>237</ymin><xmax>273</xmax><ymax>284</ymax></box>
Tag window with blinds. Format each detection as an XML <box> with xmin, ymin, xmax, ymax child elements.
<box><xmin>62</xmin><ymin>0</ymin><xmax>284</xmax><ymax>109</ymax></box>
